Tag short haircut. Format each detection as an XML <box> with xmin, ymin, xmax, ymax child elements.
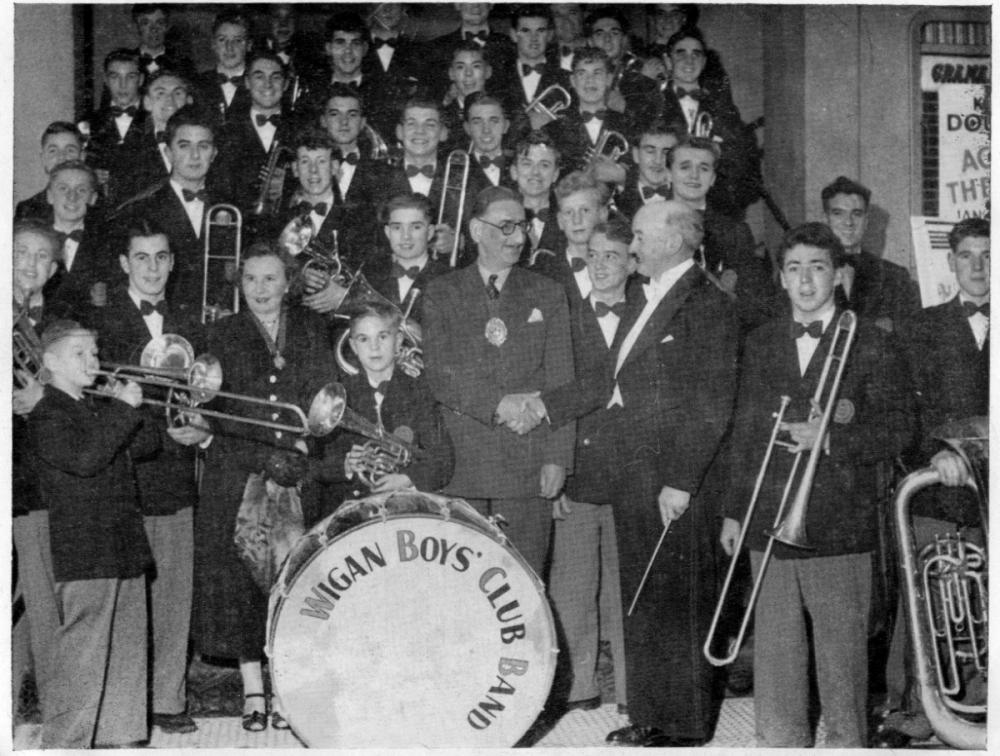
<box><xmin>104</xmin><ymin>48</ymin><xmax>142</xmax><ymax>73</ymax></box>
<box><xmin>165</xmin><ymin>105</ymin><xmax>216</xmax><ymax>145</ymax></box>
<box><xmin>948</xmin><ymin>217</ymin><xmax>990</xmax><ymax>252</ymax></box>
<box><xmin>637</xmin><ymin>117</ymin><xmax>686</xmax><ymax>143</ymax></box>
<box><xmin>14</xmin><ymin>218</ymin><xmax>63</xmax><ymax>262</ymax></box>
<box><xmin>47</xmin><ymin>159</ymin><xmax>97</xmax><ymax>187</ymax></box>
<box><xmin>776</xmin><ymin>221</ymin><xmax>847</xmax><ymax>268</ymax></box>
<box><xmin>40</xmin><ymin>121</ymin><xmax>82</xmax><ymax>148</ymax></box>
<box><xmin>554</xmin><ymin>169</ymin><xmax>611</xmax><ymax>207</ymax></box>
<box><xmin>241</xmin><ymin>239</ymin><xmax>297</xmax><ymax>281</ymax></box>
<box><xmin>592</xmin><ymin>216</ymin><xmax>633</xmax><ymax>246</ymax></box>
<box><xmin>132</xmin><ymin>4</ymin><xmax>169</xmax><ymax>22</ymax></box>
<box><xmin>325</xmin><ymin>11</ymin><xmax>370</xmax><ymax>43</ymax></box>
<box><xmin>451</xmin><ymin>40</ymin><xmax>487</xmax><ymax>62</ymax></box>
<box><xmin>380</xmin><ymin>192</ymin><xmax>433</xmax><ymax>224</ymax></box>
<box><xmin>40</xmin><ymin>319</ymin><xmax>95</xmax><ymax>354</ymax></box>
<box><xmin>464</xmin><ymin>92</ymin><xmax>506</xmax><ymax>120</ymax></box>
<box><xmin>294</xmin><ymin>126</ymin><xmax>341</xmax><ymax>157</ymax></box>
<box><xmin>398</xmin><ymin>96</ymin><xmax>442</xmax><ymax>124</ymax></box>
<box><xmin>515</xmin><ymin>129</ymin><xmax>561</xmax><ymax>164</ymax></box>
<box><xmin>212</xmin><ymin>10</ymin><xmax>250</xmax><ymax>36</ymax></box>
<box><xmin>510</xmin><ymin>4</ymin><xmax>552</xmax><ymax>28</ymax></box>
<box><xmin>648</xmin><ymin>4</ymin><xmax>699</xmax><ymax>26</ymax></box>
<box><xmin>349</xmin><ymin>301</ymin><xmax>401</xmax><ymax>331</ymax></box>
<box><xmin>325</xmin><ymin>83</ymin><xmax>365</xmax><ymax>112</ymax></box>
<box><xmin>662</xmin><ymin>201</ymin><xmax>704</xmax><ymax>253</ymax></box>
<box><xmin>245</xmin><ymin>49</ymin><xmax>288</xmax><ymax>78</ymax></box>
<box><xmin>821</xmin><ymin>176</ymin><xmax>871</xmax><ymax>212</ymax></box>
<box><xmin>123</xmin><ymin>217</ymin><xmax>170</xmax><ymax>255</ymax></box>
<box><xmin>472</xmin><ymin>185</ymin><xmax>522</xmax><ymax>219</ymax></box>
<box><xmin>584</xmin><ymin>7</ymin><xmax>629</xmax><ymax>36</ymax></box>
<box><xmin>143</xmin><ymin>68</ymin><xmax>191</xmax><ymax>95</ymax></box>
<box><xmin>668</xmin><ymin>135</ymin><xmax>721</xmax><ymax>166</ymax></box>
<box><xmin>571</xmin><ymin>45</ymin><xmax>611</xmax><ymax>72</ymax></box>
<box><xmin>665</xmin><ymin>26</ymin><xmax>707</xmax><ymax>56</ymax></box>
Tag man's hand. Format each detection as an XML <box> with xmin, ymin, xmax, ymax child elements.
<box><xmin>301</xmin><ymin>268</ymin><xmax>330</xmax><ymax>295</ymax></box>
<box><xmin>539</xmin><ymin>463</ymin><xmax>565</xmax><ymax>499</ymax></box>
<box><xmin>167</xmin><ymin>418</ymin><xmax>211</xmax><ymax>446</ymax></box>
<box><xmin>591</xmin><ymin>155</ymin><xmax>627</xmax><ymax>186</ymax></box>
<box><xmin>371</xmin><ymin>473</ymin><xmax>414</xmax><ymax>493</ymax></box>
<box><xmin>657</xmin><ymin>485</ymin><xmax>690</xmax><ymax>527</ymax></box>
<box><xmin>527</xmin><ymin>109</ymin><xmax>556</xmax><ymax>131</ymax></box>
<box><xmin>13</xmin><ymin>374</ymin><xmax>44</xmax><ymax>416</ymax></box>
<box><xmin>495</xmin><ymin>393</ymin><xmax>545</xmax><ymax>434</ymax></box>
<box><xmin>344</xmin><ymin>444</ymin><xmax>368</xmax><ymax>478</ymax></box>
<box><xmin>113</xmin><ymin>379</ymin><xmax>143</xmax><ymax>408</ymax></box>
<box><xmin>780</xmin><ymin>400</ymin><xmax>825</xmax><ymax>454</ymax></box>
<box><xmin>431</xmin><ymin>224</ymin><xmax>457</xmax><ymax>260</ymax></box>
<box><xmin>720</xmin><ymin>517</ymin><xmax>741</xmax><ymax>556</ymax></box>
<box><xmin>930</xmin><ymin>449</ymin><xmax>971</xmax><ymax>487</ymax></box>
<box><xmin>302</xmin><ymin>277</ymin><xmax>348</xmax><ymax>314</ymax></box>
<box><xmin>552</xmin><ymin>494</ymin><xmax>572</xmax><ymax>520</ymax></box>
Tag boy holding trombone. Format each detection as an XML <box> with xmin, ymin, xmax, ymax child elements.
<box><xmin>716</xmin><ymin>222</ymin><xmax>913</xmax><ymax>747</ymax></box>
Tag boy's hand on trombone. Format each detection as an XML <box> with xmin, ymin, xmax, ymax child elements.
<box><xmin>430</xmin><ymin>224</ymin><xmax>456</xmax><ymax>259</ymax></box>
<box><xmin>720</xmin><ymin>517</ymin><xmax>741</xmax><ymax>556</ymax></box>
<box><xmin>167</xmin><ymin>416</ymin><xmax>211</xmax><ymax>446</ymax></box>
<box><xmin>112</xmin><ymin>379</ymin><xmax>143</xmax><ymax>408</ymax></box>
<box><xmin>779</xmin><ymin>398</ymin><xmax>829</xmax><ymax>454</ymax></box>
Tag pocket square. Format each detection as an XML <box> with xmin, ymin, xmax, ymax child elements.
<box><xmin>660</xmin><ymin>335</ymin><xmax>674</xmax><ymax>344</ymax></box>
<box><xmin>527</xmin><ymin>308</ymin><xmax>544</xmax><ymax>323</ymax></box>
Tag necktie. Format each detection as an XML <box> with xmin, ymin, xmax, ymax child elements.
<box><xmin>111</xmin><ymin>105</ymin><xmax>137</xmax><ymax>118</ymax></box>
<box><xmin>298</xmin><ymin>201</ymin><xmax>328</xmax><ymax>216</ymax></box>
<box><xmin>479</xmin><ymin>154</ymin><xmax>504</xmax><ymax>169</ymax></box>
<box><xmin>521</xmin><ymin>62</ymin><xmax>545</xmax><ymax>77</ymax></box>
<box><xmin>392</xmin><ymin>262</ymin><xmax>422</xmax><ymax>279</ymax></box>
<box><xmin>524</xmin><ymin>207</ymin><xmax>550</xmax><ymax>224</ymax></box>
<box><xmin>373</xmin><ymin>37</ymin><xmax>397</xmax><ymax>50</ymax></box>
<box><xmin>342</xmin><ymin>152</ymin><xmax>360</xmax><ymax>166</ymax></box>
<box><xmin>255</xmin><ymin>113</ymin><xmax>281</xmax><ymax>127</ymax></box>
<box><xmin>217</xmin><ymin>72</ymin><xmax>243</xmax><ymax>86</ymax></box>
<box><xmin>486</xmin><ymin>274</ymin><xmax>500</xmax><ymax>300</ymax></box>
<box><xmin>676</xmin><ymin>87</ymin><xmax>703</xmax><ymax>101</ymax></box>
<box><xmin>182</xmin><ymin>188</ymin><xmax>208</xmax><ymax>203</ymax></box>
<box><xmin>963</xmin><ymin>301</ymin><xmax>990</xmax><ymax>318</ymax></box>
<box><xmin>58</xmin><ymin>229</ymin><xmax>84</xmax><ymax>245</ymax></box>
<box><xmin>139</xmin><ymin>299</ymin><xmax>168</xmax><ymax>316</ymax></box>
<box><xmin>594</xmin><ymin>299</ymin><xmax>625</xmax><ymax>318</ymax></box>
<box><xmin>155</xmin><ymin>130</ymin><xmax>168</xmax><ymax>144</ymax></box>
<box><xmin>569</xmin><ymin>256</ymin><xmax>587</xmax><ymax>273</ymax></box>
<box><xmin>405</xmin><ymin>164</ymin><xmax>435</xmax><ymax>179</ymax></box>
<box><xmin>641</xmin><ymin>185</ymin><xmax>671</xmax><ymax>201</ymax></box>
<box><xmin>464</xmin><ymin>30</ymin><xmax>488</xmax><ymax>44</ymax></box>
<box><xmin>790</xmin><ymin>320</ymin><xmax>824</xmax><ymax>339</ymax></box>
<box><xmin>581</xmin><ymin>110</ymin><xmax>608</xmax><ymax>123</ymax></box>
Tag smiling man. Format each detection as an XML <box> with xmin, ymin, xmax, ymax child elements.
<box><xmin>192</xmin><ymin>11</ymin><xmax>252</xmax><ymax>121</ymax></box>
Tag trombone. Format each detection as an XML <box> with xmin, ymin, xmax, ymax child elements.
<box><xmin>525</xmin><ymin>84</ymin><xmax>572</xmax><ymax>124</ymax></box>
<box><xmin>703</xmin><ymin>310</ymin><xmax>858</xmax><ymax>666</ymax></box>
<box><xmin>437</xmin><ymin>150</ymin><xmax>471</xmax><ymax>268</ymax></box>
<box><xmin>203</xmin><ymin>204</ymin><xmax>242</xmax><ymax>324</ymax></box>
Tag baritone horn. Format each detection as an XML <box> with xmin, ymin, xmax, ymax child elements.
<box><xmin>203</xmin><ymin>204</ymin><xmax>242</xmax><ymax>324</ymax></box>
<box><xmin>703</xmin><ymin>310</ymin><xmax>858</xmax><ymax>666</ymax></box>
<box><xmin>892</xmin><ymin>419</ymin><xmax>987</xmax><ymax>750</ymax></box>
<box><xmin>525</xmin><ymin>84</ymin><xmax>572</xmax><ymax>124</ymax></box>
<box><xmin>437</xmin><ymin>150</ymin><xmax>470</xmax><ymax>267</ymax></box>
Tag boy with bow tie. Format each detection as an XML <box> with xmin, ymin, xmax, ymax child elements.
<box><xmin>129</xmin><ymin>4</ymin><xmax>194</xmax><ymax>81</ymax></box>
<box><xmin>192</xmin><ymin>10</ymin><xmax>252</xmax><ymax>123</ymax></box>
<box><xmin>441</xmin><ymin>43</ymin><xmax>493</xmax><ymax>143</ymax></box>
<box><xmin>509</xmin><ymin>130</ymin><xmax>561</xmax><ymax>261</ymax></box>
<box><xmin>463</xmin><ymin>93</ymin><xmax>516</xmax><ymax>197</ymax></box>
<box><xmin>15</xmin><ymin>122</ymin><xmax>85</xmax><ymax>223</ymax></box>
<box><xmin>615</xmin><ymin>118</ymin><xmax>683</xmax><ymax>221</ymax></box>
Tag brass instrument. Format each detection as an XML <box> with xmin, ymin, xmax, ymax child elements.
<box><xmin>587</xmin><ymin>129</ymin><xmax>629</xmax><ymax>164</ymax></box>
<box><xmin>13</xmin><ymin>304</ymin><xmax>45</xmax><ymax>388</ymax></box>
<box><xmin>203</xmin><ymin>204</ymin><xmax>243</xmax><ymax>324</ymax></box>
<box><xmin>693</xmin><ymin>112</ymin><xmax>714</xmax><ymax>139</ymax></box>
<box><xmin>892</xmin><ymin>420</ymin><xmax>987</xmax><ymax>750</ymax></box>
<box><xmin>703</xmin><ymin>310</ymin><xmax>858</xmax><ymax>666</ymax></box>
<box><xmin>278</xmin><ymin>214</ymin><xmax>343</xmax><ymax>286</ymax></box>
<box><xmin>437</xmin><ymin>150</ymin><xmax>471</xmax><ymax>268</ymax></box>
<box><xmin>253</xmin><ymin>138</ymin><xmax>290</xmax><ymax>217</ymax></box>
<box><xmin>696</xmin><ymin>244</ymin><xmax>737</xmax><ymax>300</ymax></box>
<box><xmin>524</xmin><ymin>84</ymin><xmax>573</xmax><ymax>124</ymax></box>
<box><xmin>609</xmin><ymin>51</ymin><xmax>644</xmax><ymax>96</ymax></box>
<box><xmin>362</xmin><ymin>123</ymin><xmax>392</xmax><ymax>163</ymax></box>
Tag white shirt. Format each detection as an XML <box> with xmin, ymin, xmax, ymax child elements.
<box><xmin>959</xmin><ymin>295</ymin><xmax>990</xmax><ymax>350</ymax></box>
<box><xmin>218</xmin><ymin>68</ymin><xmax>244</xmax><ymax>106</ymax></box>
<box><xmin>793</xmin><ymin>307</ymin><xmax>836</xmax><ymax>376</ymax></box>
<box><xmin>339</xmin><ymin>155</ymin><xmax>359</xmax><ymax>198</ymax></box>
<box><xmin>639</xmin><ymin>180</ymin><xmax>667</xmax><ymax>206</ymax></box>
<box><xmin>519</xmin><ymin>61</ymin><xmax>542</xmax><ymax>103</ymax></box>
<box><xmin>251</xmin><ymin>109</ymin><xmax>279</xmax><ymax>153</ymax></box>
<box><xmin>591</xmin><ymin>297</ymin><xmax>622</xmax><ymax>348</ymax></box>
<box><xmin>61</xmin><ymin>235</ymin><xmax>81</xmax><ymax>272</ymax></box>
<box><xmin>114</xmin><ymin>107</ymin><xmax>137</xmax><ymax>142</ymax></box>
<box><xmin>374</xmin><ymin>37</ymin><xmax>396</xmax><ymax>72</ymax></box>
<box><xmin>678</xmin><ymin>91</ymin><xmax>699</xmax><ymax>130</ymax></box>
<box><xmin>474</xmin><ymin>152</ymin><xmax>502</xmax><ymax>187</ymax></box>
<box><xmin>584</xmin><ymin>118</ymin><xmax>602</xmax><ymax>145</ymax></box>
<box><xmin>128</xmin><ymin>287</ymin><xmax>164</xmax><ymax>340</ymax></box>
<box><xmin>567</xmin><ymin>252</ymin><xmax>592</xmax><ymax>300</ymax></box>
<box><xmin>169</xmin><ymin>179</ymin><xmax>205</xmax><ymax>238</ymax></box>
<box><xmin>395</xmin><ymin>254</ymin><xmax>429</xmax><ymax>304</ymax></box>
<box><xmin>304</xmin><ymin>194</ymin><xmax>334</xmax><ymax>235</ymax></box>
<box><xmin>477</xmin><ymin>264</ymin><xmax>512</xmax><ymax>293</ymax></box>
<box><xmin>405</xmin><ymin>164</ymin><xmax>435</xmax><ymax>196</ymax></box>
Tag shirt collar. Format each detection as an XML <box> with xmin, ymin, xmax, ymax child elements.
<box><xmin>477</xmin><ymin>264</ymin><xmax>512</xmax><ymax>291</ymax></box>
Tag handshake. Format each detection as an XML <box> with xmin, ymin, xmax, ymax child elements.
<box><xmin>494</xmin><ymin>392</ymin><xmax>548</xmax><ymax>435</ymax></box>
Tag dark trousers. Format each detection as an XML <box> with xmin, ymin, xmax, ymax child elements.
<box><xmin>465</xmin><ymin>496</ymin><xmax>552</xmax><ymax>579</ymax></box>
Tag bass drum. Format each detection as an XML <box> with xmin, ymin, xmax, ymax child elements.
<box><xmin>266</xmin><ymin>489</ymin><xmax>558</xmax><ymax>747</ymax></box>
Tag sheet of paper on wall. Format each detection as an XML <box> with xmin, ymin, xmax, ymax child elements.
<box><xmin>910</xmin><ymin>216</ymin><xmax>959</xmax><ymax>308</ymax></box>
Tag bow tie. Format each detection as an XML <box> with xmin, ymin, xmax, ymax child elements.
<box><xmin>569</xmin><ymin>256</ymin><xmax>587</xmax><ymax>273</ymax></box>
<box><xmin>140</xmin><ymin>53</ymin><xmax>167</xmax><ymax>69</ymax></box>
<box><xmin>58</xmin><ymin>229</ymin><xmax>84</xmax><ymax>245</ymax></box>
<box><xmin>25</xmin><ymin>304</ymin><xmax>44</xmax><ymax>322</ymax></box>
<box><xmin>373</xmin><ymin>36</ymin><xmax>398</xmax><ymax>50</ymax></box>
<box><xmin>676</xmin><ymin>87</ymin><xmax>704</xmax><ymax>101</ymax></box>
<box><xmin>255</xmin><ymin>113</ymin><xmax>281</xmax><ymax>127</ymax></box>
<box><xmin>298</xmin><ymin>201</ymin><xmax>328</xmax><ymax>217</ymax></box>
<box><xmin>375</xmin><ymin>380</ymin><xmax>390</xmax><ymax>396</ymax></box>
<box><xmin>521</xmin><ymin>62</ymin><xmax>545</xmax><ymax>77</ymax></box>
<box><xmin>111</xmin><ymin>105</ymin><xmax>137</xmax><ymax>118</ymax></box>
<box><xmin>464</xmin><ymin>30</ymin><xmax>488</xmax><ymax>44</ymax></box>
<box><xmin>641</xmin><ymin>184</ymin><xmax>671</xmax><ymax>201</ymax></box>
<box><xmin>963</xmin><ymin>300</ymin><xmax>990</xmax><ymax>318</ymax></box>
<box><xmin>524</xmin><ymin>207</ymin><xmax>550</xmax><ymax>224</ymax></box>
<box><xmin>405</xmin><ymin>163</ymin><xmax>435</xmax><ymax>179</ymax></box>
<box><xmin>593</xmin><ymin>299</ymin><xmax>625</xmax><ymax>318</ymax></box>
<box><xmin>392</xmin><ymin>262</ymin><xmax>422</xmax><ymax>280</ymax></box>
<box><xmin>581</xmin><ymin>110</ymin><xmax>608</xmax><ymax>123</ymax></box>
<box><xmin>560</xmin><ymin>45</ymin><xmax>573</xmax><ymax>57</ymax></box>
<box><xmin>182</xmin><ymin>188</ymin><xmax>208</xmax><ymax>203</ymax></box>
<box><xmin>154</xmin><ymin>130</ymin><xmax>168</xmax><ymax>144</ymax></box>
<box><xmin>217</xmin><ymin>72</ymin><xmax>243</xmax><ymax>86</ymax></box>
<box><xmin>139</xmin><ymin>299</ymin><xmax>168</xmax><ymax>317</ymax></box>
<box><xmin>479</xmin><ymin>154</ymin><xmax>504</xmax><ymax>169</ymax></box>
<box><xmin>342</xmin><ymin>152</ymin><xmax>360</xmax><ymax>166</ymax></box>
<box><xmin>790</xmin><ymin>320</ymin><xmax>824</xmax><ymax>339</ymax></box>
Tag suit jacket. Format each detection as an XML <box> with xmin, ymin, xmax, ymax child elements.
<box><xmin>83</xmin><ymin>105</ymin><xmax>147</xmax><ymax>177</ymax></box>
<box><xmin>529</xmin><ymin>240</ymin><xmax>589</xmax><ymax>313</ymax></box>
<box><xmin>543</xmin><ymin>108</ymin><xmax>631</xmax><ymax>175</ymax></box>
<box><xmin>722</xmin><ymin>312</ymin><xmax>915</xmax><ymax>557</ymax></box>
<box><xmin>492</xmin><ymin>60</ymin><xmax>572</xmax><ymax>119</ymax></box>
<box><xmin>615</xmin><ymin>166</ymin><xmax>660</xmax><ymax>222</ymax></box>
<box><xmin>15</xmin><ymin>190</ymin><xmax>53</xmax><ymax>223</ymax></box>
<box><xmin>839</xmin><ymin>250</ymin><xmax>921</xmax><ymax>331</ymax></box>
<box><xmin>90</xmin><ymin>286</ymin><xmax>206</xmax><ymax>516</ymax></box>
<box><xmin>215</xmin><ymin>111</ymin><xmax>297</xmax><ymax>217</ymax></box>
<box><xmin>427</xmin><ymin>28</ymin><xmax>517</xmax><ymax>99</ymax></box>
<box><xmin>46</xmin><ymin>219</ymin><xmax>118</xmax><ymax>321</ymax></box>
<box><xmin>28</xmin><ymin>386</ymin><xmax>158</xmax><ymax>582</ymax></box>
<box><xmin>423</xmin><ymin>264</ymin><xmax>575</xmax><ymax>498</ymax></box>
<box><xmin>191</xmin><ymin>69</ymin><xmax>252</xmax><ymax>124</ymax></box>
<box><xmin>108</xmin><ymin>120</ymin><xmax>172</xmax><ymax>206</ymax></box>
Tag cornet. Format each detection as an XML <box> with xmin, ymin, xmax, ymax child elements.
<box><xmin>203</xmin><ymin>204</ymin><xmax>242</xmax><ymax>324</ymax></box>
<box><xmin>525</xmin><ymin>84</ymin><xmax>572</xmax><ymax>124</ymax></box>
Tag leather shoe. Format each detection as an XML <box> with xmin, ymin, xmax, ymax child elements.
<box><xmin>152</xmin><ymin>712</ymin><xmax>198</xmax><ymax>734</ymax></box>
<box><xmin>93</xmin><ymin>742</ymin><xmax>147</xmax><ymax>749</ymax></box>
<box><xmin>644</xmin><ymin>733</ymin><xmax>708</xmax><ymax>747</ymax></box>
<box><xmin>564</xmin><ymin>696</ymin><xmax>601</xmax><ymax>712</ymax></box>
<box><xmin>606</xmin><ymin>724</ymin><xmax>662</xmax><ymax>746</ymax></box>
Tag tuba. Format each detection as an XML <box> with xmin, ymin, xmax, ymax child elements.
<box><xmin>891</xmin><ymin>418</ymin><xmax>988</xmax><ymax>750</ymax></box>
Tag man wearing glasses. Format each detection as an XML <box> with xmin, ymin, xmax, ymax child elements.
<box><xmin>422</xmin><ymin>186</ymin><xmax>575</xmax><ymax>581</ymax></box>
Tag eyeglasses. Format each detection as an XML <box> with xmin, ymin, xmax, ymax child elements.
<box><xmin>478</xmin><ymin>218</ymin><xmax>529</xmax><ymax>236</ymax></box>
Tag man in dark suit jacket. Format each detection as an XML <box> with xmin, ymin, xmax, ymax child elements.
<box><xmin>605</xmin><ymin>201</ymin><xmax>739</xmax><ymax>747</ymax></box>
<box><xmin>360</xmin><ymin>3</ymin><xmax>428</xmax><ymax>117</ymax></box>
<box><xmin>822</xmin><ymin>176</ymin><xmax>921</xmax><ymax>333</ymax></box>
<box><xmin>462</xmin><ymin>94</ymin><xmax>518</xmax><ymax>200</ymax></box>
<box><xmin>509</xmin><ymin>129</ymin><xmax>562</xmax><ymax>262</ymax></box>
<box><xmin>255</xmin><ymin>2</ymin><xmax>323</xmax><ymax>113</ymax></box>
<box><xmin>88</xmin><ymin>218</ymin><xmax>208</xmax><ymax>736</ymax></box>
<box><xmin>719</xmin><ymin>223</ymin><xmax>913</xmax><ymax>748</ymax></box>
<box><xmin>427</xmin><ymin>3</ymin><xmax>517</xmax><ymax>101</ymax></box>
<box><xmin>422</xmin><ymin>185</ymin><xmax>575</xmax><ymax>577</ymax></box>
<box><xmin>128</xmin><ymin>3</ymin><xmax>195</xmax><ymax>81</ymax></box>
<box><xmin>15</xmin><ymin>122</ymin><xmax>85</xmax><ymax>223</ymax></box>
<box><xmin>615</xmin><ymin>118</ymin><xmax>682</xmax><ymax>221</ymax></box>
<box><xmin>190</xmin><ymin>10</ymin><xmax>252</xmax><ymax>125</ymax></box>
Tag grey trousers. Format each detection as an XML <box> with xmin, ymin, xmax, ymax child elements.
<box><xmin>751</xmin><ymin>551</ymin><xmax>871</xmax><ymax>747</ymax></box>
<box><xmin>44</xmin><ymin>576</ymin><xmax>148</xmax><ymax>748</ymax></box>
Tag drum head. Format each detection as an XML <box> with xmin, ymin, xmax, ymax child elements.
<box><xmin>267</xmin><ymin>491</ymin><xmax>557</xmax><ymax>747</ymax></box>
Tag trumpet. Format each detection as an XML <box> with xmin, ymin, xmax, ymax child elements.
<box><xmin>437</xmin><ymin>150</ymin><xmax>471</xmax><ymax>267</ymax></box>
<box><xmin>13</xmin><ymin>304</ymin><xmax>45</xmax><ymax>388</ymax></box>
<box><xmin>525</xmin><ymin>84</ymin><xmax>572</xmax><ymax>124</ymax></box>
<box><xmin>693</xmin><ymin>112</ymin><xmax>714</xmax><ymax>139</ymax></box>
<box><xmin>587</xmin><ymin>129</ymin><xmax>629</xmax><ymax>164</ymax></box>
<box><xmin>203</xmin><ymin>204</ymin><xmax>242</xmax><ymax>324</ymax></box>
<box><xmin>703</xmin><ymin>310</ymin><xmax>858</xmax><ymax>666</ymax></box>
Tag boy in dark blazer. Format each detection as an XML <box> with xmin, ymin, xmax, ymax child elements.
<box><xmin>15</xmin><ymin>122</ymin><xmax>84</xmax><ymax>223</ymax></box>
<box><xmin>719</xmin><ymin>223</ymin><xmax>913</xmax><ymax>747</ymax></box>
<box><xmin>191</xmin><ymin>10</ymin><xmax>252</xmax><ymax>124</ymax></box>
<box><xmin>28</xmin><ymin>320</ymin><xmax>158</xmax><ymax>748</ymax></box>
<box><xmin>509</xmin><ymin>130</ymin><xmax>562</xmax><ymax>262</ymax></box>
<box><xmin>615</xmin><ymin>118</ymin><xmax>683</xmax><ymax>222</ymax></box>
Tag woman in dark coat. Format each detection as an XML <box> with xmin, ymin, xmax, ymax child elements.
<box><xmin>192</xmin><ymin>242</ymin><xmax>336</xmax><ymax>731</ymax></box>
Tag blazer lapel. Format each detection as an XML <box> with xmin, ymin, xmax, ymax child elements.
<box><xmin>618</xmin><ymin>266</ymin><xmax>699</xmax><ymax>373</ymax></box>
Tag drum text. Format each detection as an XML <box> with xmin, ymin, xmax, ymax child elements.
<box><xmin>396</xmin><ymin>529</ymin><xmax>474</xmax><ymax>571</ymax></box>
<box><xmin>298</xmin><ymin>543</ymin><xmax>388</xmax><ymax>620</ymax></box>
<box><xmin>466</xmin><ymin>658</ymin><xmax>530</xmax><ymax>730</ymax></box>
<box><xmin>480</xmin><ymin>567</ymin><xmax>526</xmax><ymax>644</ymax></box>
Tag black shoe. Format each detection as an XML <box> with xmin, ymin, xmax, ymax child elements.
<box><xmin>152</xmin><ymin>712</ymin><xmax>198</xmax><ymax>734</ymax></box>
<box><xmin>93</xmin><ymin>741</ymin><xmax>147</xmax><ymax>749</ymax></box>
<box><xmin>643</xmin><ymin>733</ymin><xmax>708</xmax><ymax>747</ymax></box>
<box><xmin>606</xmin><ymin>725</ymin><xmax>663</xmax><ymax>746</ymax></box>
<box><xmin>870</xmin><ymin>727</ymin><xmax>912</xmax><ymax>749</ymax></box>
<box><xmin>564</xmin><ymin>696</ymin><xmax>602</xmax><ymax>713</ymax></box>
